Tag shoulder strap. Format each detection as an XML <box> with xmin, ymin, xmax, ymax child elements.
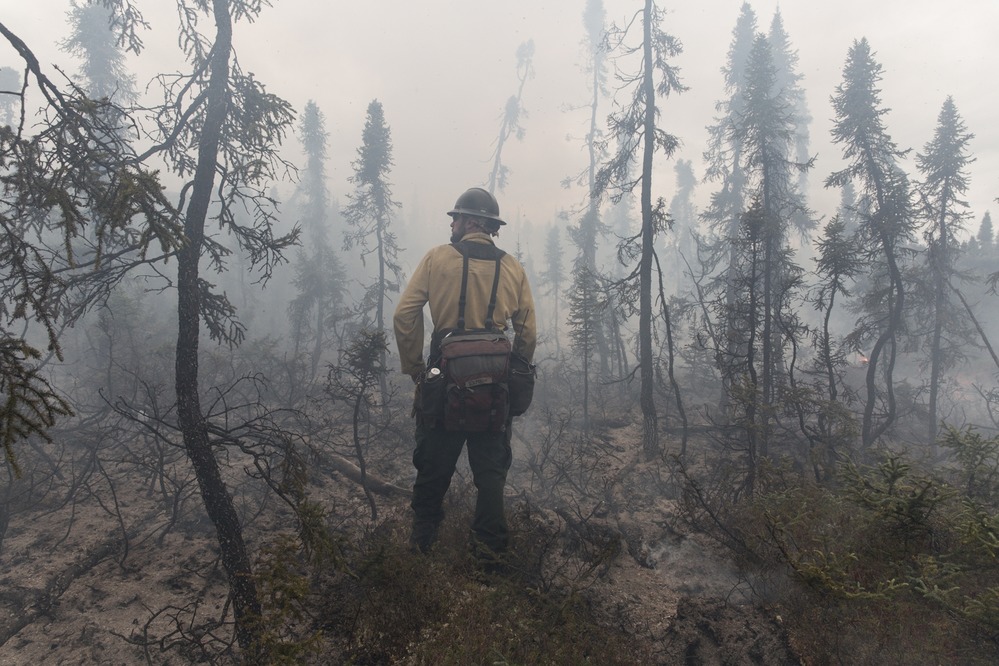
<box><xmin>451</xmin><ymin>241</ymin><xmax>506</xmax><ymax>331</ymax></box>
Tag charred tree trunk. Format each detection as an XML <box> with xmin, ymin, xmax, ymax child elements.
<box><xmin>928</xmin><ymin>258</ymin><xmax>944</xmax><ymax>453</ymax></box>
<box><xmin>861</xmin><ymin>219</ymin><xmax>903</xmax><ymax>450</ymax></box>
<box><xmin>175</xmin><ymin>0</ymin><xmax>261</xmax><ymax>651</ymax></box>
<box><xmin>927</xmin><ymin>201</ymin><xmax>952</xmax><ymax>453</ymax></box>
<box><xmin>639</xmin><ymin>0</ymin><xmax>659</xmax><ymax>461</ymax></box>
<box><xmin>375</xmin><ymin>216</ymin><xmax>390</xmax><ymax>408</ymax></box>
<box><xmin>584</xmin><ymin>54</ymin><xmax>612</xmax><ymax>377</ymax></box>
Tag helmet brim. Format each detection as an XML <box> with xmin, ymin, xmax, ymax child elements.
<box><xmin>447</xmin><ymin>209</ymin><xmax>506</xmax><ymax>225</ymax></box>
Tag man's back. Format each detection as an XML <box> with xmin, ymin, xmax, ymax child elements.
<box><xmin>394</xmin><ymin>231</ymin><xmax>535</xmax><ymax>379</ymax></box>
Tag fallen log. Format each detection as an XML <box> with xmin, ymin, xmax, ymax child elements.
<box><xmin>318</xmin><ymin>451</ymin><xmax>411</xmax><ymax>499</ymax></box>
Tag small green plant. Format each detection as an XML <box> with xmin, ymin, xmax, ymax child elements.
<box><xmin>839</xmin><ymin>453</ymin><xmax>955</xmax><ymax>550</ymax></box>
<box><xmin>940</xmin><ymin>424</ymin><xmax>999</xmax><ymax>501</ymax></box>
<box><xmin>246</xmin><ymin>534</ymin><xmax>323</xmax><ymax>664</ymax></box>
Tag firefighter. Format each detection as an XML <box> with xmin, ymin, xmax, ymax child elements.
<box><xmin>393</xmin><ymin>187</ymin><xmax>537</xmax><ymax>562</ymax></box>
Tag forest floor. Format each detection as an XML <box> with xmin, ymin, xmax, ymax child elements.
<box><xmin>0</xmin><ymin>418</ymin><xmax>801</xmax><ymax>664</ymax></box>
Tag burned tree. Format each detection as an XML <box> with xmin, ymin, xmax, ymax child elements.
<box><xmin>595</xmin><ymin>0</ymin><xmax>686</xmax><ymax>460</ymax></box>
<box><xmin>487</xmin><ymin>40</ymin><xmax>535</xmax><ymax>194</ymax></box>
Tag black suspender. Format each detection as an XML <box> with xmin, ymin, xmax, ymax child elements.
<box><xmin>453</xmin><ymin>240</ymin><xmax>505</xmax><ymax>332</ymax></box>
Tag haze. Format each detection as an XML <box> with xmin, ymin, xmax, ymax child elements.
<box><xmin>4</xmin><ymin>0</ymin><xmax>997</xmax><ymax>263</ymax></box>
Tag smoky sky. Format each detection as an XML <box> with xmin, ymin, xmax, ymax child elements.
<box><xmin>5</xmin><ymin>0</ymin><xmax>998</xmax><ymax>263</ymax></box>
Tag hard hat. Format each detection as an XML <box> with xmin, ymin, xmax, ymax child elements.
<box><xmin>446</xmin><ymin>187</ymin><xmax>506</xmax><ymax>225</ymax></box>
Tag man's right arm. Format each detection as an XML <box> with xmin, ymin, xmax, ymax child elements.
<box><xmin>393</xmin><ymin>252</ymin><xmax>432</xmax><ymax>378</ymax></box>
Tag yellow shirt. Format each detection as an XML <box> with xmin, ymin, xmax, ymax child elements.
<box><xmin>393</xmin><ymin>232</ymin><xmax>537</xmax><ymax>376</ymax></box>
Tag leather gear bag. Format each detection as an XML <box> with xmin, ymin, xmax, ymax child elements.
<box><xmin>439</xmin><ymin>331</ymin><xmax>512</xmax><ymax>432</ymax></box>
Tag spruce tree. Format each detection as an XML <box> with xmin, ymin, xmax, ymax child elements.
<box><xmin>727</xmin><ymin>33</ymin><xmax>811</xmax><ymax>464</ymax></box>
<box><xmin>289</xmin><ymin>101</ymin><xmax>347</xmax><ymax>388</ymax></box>
<box><xmin>703</xmin><ymin>2</ymin><xmax>758</xmax><ymax>204</ymax></box>
<box><xmin>767</xmin><ymin>8</ymin><xmax>812</xmax><ymax>236</ymax></box>
<box><xmin>701</xmin><ymin>3</ymin><xmax>758</xmax><ymax>413</ymax></box>
<box><xmin>808</xmin><ymin>216</ymin><xmax>863</xmax><ymax>475</ymax></box>
<box><xmin>827</xmin><ymin>39</ymin><xmax>916</xmax><ymax>449</ymax></box>
<box><xmin>916</xmin><ymin>96</ymin><xmax>975</xmax><ymax>446</ymax></box>
<box><xmin>342</xmin><ymin>99</ymin><xmax>404</xmax><ymax>406</ymax></box>
<box><xmin>150</xmin><ymin>0</ymin><xmax>298</xmax><ymax>651</ymax></box>
<box><xmin>977</xmin><ymin>211</ymin><xmax>993</xmax><ymax>252</ymax></box>
<box><xmin>60</xmin><ymin>0</ymin><xmax>142</xmax><ymax>394</ymax></box>
<box><xmin>566</xmin><ymin>261</ymin><xmax>602</xmax><ymax>429</ymax></box>
<box><xmin>572</xmin><ymin>0</ymin><xmax>612</xmax><ymax>375</ymax></box>
<box><xmin>61</xmin><ymin>1</ymin><xmax>136</xmax><ymax>105</ymax></box>
<box><xmin>0</xmin><ymin>67</ymin><xmax>20</xmax><ymax>126</ymax></box>
<box><xmin>540</xmin><ymin>224</ymin><xmax>565</xmax><ymax>356</ymax></box>
<box><xmin>666</xmin><ymin>159</ymin><xmax>697</xmax><ymax>295</ymax></box>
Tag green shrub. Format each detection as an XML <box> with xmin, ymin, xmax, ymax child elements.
<box><xmin>698</xmin><ymin>441</ymin><xmax>999</xmax><ymax>664</ymax></box>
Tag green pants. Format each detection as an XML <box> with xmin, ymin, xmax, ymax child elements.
<box><xmin>410</xmin><ymin>420</ymin><xmax>513</xmax><ymax>555</ymax></box>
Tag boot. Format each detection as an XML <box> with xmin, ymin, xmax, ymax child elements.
<box><xmin>409</xmin><ymin>519</ymin><xmax>440</xmax><ymax>554</ymax></box>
